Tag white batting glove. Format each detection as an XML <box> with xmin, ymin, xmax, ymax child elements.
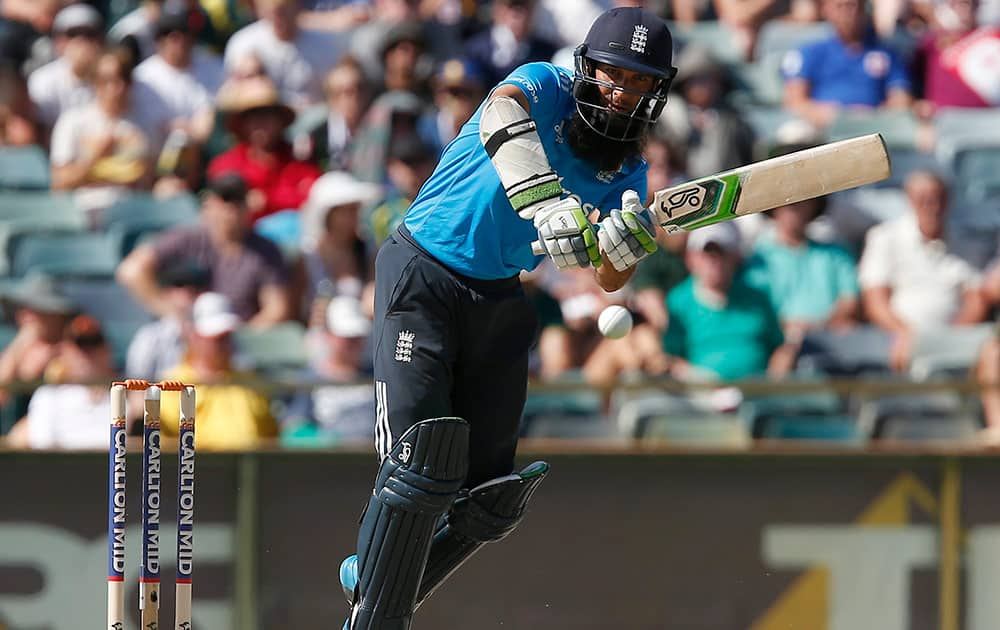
<box><xmin>597</xmin><ymin>190</ymin><xmax>658</xmax><ymax>272</ymax></box>
<box><xmin>533</xmin><ymin>197</ymin><xmax>602</xmax><ymax>269</ymax></box>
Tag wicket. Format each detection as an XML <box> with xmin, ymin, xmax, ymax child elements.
<box><xmin>108</xmin><ymin>379</ymin><xmax>196</xmax><ymax>630</ymax></box>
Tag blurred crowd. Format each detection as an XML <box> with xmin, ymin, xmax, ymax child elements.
<box><xmin>1</xmin><ymin>0</ymin><xmax>1000</xmax><ymax>450</ymax></box>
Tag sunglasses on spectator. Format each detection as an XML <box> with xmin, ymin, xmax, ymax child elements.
<box><xmin>64</xmin><ymin>27</ymin><xmax>102</xmax><ymax>40</ymax></box>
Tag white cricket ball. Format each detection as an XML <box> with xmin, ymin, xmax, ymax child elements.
<box><xmin>598</xmin><ymin>305</ymin><xmax>633</xmax><ymax>339</ymax></box>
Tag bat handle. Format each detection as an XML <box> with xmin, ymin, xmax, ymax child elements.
<box><xmin>531</xmin><ymin>241</ymin><xmax>544</xmax><ymax>256</ymax></box>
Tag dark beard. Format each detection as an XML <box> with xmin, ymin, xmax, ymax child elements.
<box><xmin>565</xmin><ymin>111</ymin><xmax>647</xmax><ymax>172</ymax></box>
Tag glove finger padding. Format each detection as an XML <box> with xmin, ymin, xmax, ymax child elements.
<box><xmin>534</xmin><ymin>198</ymin><xmax>601</xmax><ymax>269</ymax></box>
<box><xmin>598</xmin><ymin>192</ymin><xmax>658</xmax><ymax>272</ymax></box>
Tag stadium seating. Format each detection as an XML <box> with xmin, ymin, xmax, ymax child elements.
<box><xmin>856</xmin><ymin>392</ymin><xmax>966</xmax><ymax>437</ymax></box>
<box><xmin>639</xmin><ymin>412</ymin><xmax>750</xmax><ymax>447</ymax></box>
<box><xmin>522</xmin><ymin>385</ymin><xmax>605</xmax><ymax>437</ymax></box>
<box><xmin>234</xmin><ymin>321</ymin><xmax>309</xmax><ymax>374</ymax></box>
<box><xmin>101</xmin><ymin>193</ymin><xmax>200</xmax><ymax>256</ymax></box>
<box><xmin>9</xmin><ymin>232</ymin><xmax>120</xmax><ymax>278</ymax></box>
<box><xmin>0</xmin><ymin>323</ymin><xmax>14</xmax><ymax>352</ymax></box>
<box><xmin>101</xmin><ymin>193</ymin><xmax>200</xmax><ymax>228</ymax></box>
<box><xmin>669</xmin><ymin>21</ymin><xmax>743</xmax><ymax>63</ymax></box>
<box><xmin>521</xmin><ymin>414</ymin><xmax>621</xmax><ymax>439</ymax></box>
<box><xmin>795</xmin><ymin>326</ymin><xmax>893</xmax><ymax>376</ymax></box>
<box><xmin>758</xmin><ymin>413</ymin><xmax>865</xmax><ymax>444</ymax></box>
<box><xmin>908</xmin><ymin>324</ymin><xmax>994</xmax><ymax>381</ymax></box>
<box><xmin>0</xmin><ymin>145</ymin><xmax>50</xmax><ymax>190</ymax></box>
<box><xmin>56</xmin><ymin>278</ymin><xmax>154</xmax><ymax>330</ymax></box>
<box><xmin>828</xmin><ymin>110</ymin><xmax>919</xmax><ymax>150</ymax></box>
<box><xmin>754</xmin><ymin>21</ymin><xmax>832</xmax><ymax>61</ymax></box>
<box><xmin>739</xmin><ymin>386</ymin><xmax>844</xmax><ymax>438</ymax></box>
<box><xmin>877</xmin><ymin>413</ymin><xmax>981</xmax><ymax>442</ymax></box>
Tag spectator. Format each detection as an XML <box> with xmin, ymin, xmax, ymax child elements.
<box><xmin>348</xmin><ymin>89</ymin><xmax>425</xmax><ymax>183</ymax></box>
<box><xmin>50</xmin><ymin>46</ymin><xmax>156</xmax><ymax>225</ymax></box>
<box><xmin>419</xmin><ymin>58</ymin><xmax>486</xmax><ymax>155</ymax></box>
<box><xmin>0</xmin><ymin>62</ymin><xmax>38</xmax><ymax>146</ymax></box>
<box><xmin>27</xmin><ymin>3</ymin><xmax>104</xmax><ymax>136</ymax></box>
<box><xmin>366</xmin><ymin>133</ymin><xmax>436</xmax><ymax>245</ymax></box>
<box><xmin>782</xmin><ymin>0</ymin><xmax>912</xmax><ymax>127</ymax></box>
<box><xmin>299</xmin><ymin>56</ymin><xmax>372</xmax><ymax>171</ymax></box>
<box><xmin>464</xmin><ymin>0</ymin><xmax>559</xmax><ymax>87</ymax></box>
<box><xmin>0</xmin><ymin>275</ymin><xmax>76</xmax><ymax>412</ymax></box>
<box><xmin>116</xmin><ymin>172</ymin><xmax>292</xmax><ymax>326</ymax></box>
<box><xmin>0</xmin><ymin>0</ymin><xmax>63</xmax><ymax>74</ymax></box>
<box><xmin>379</xmin><ymin>21</ymin><xmax>432</xmax><ymax>96</ymax></box>
<box><xmin>715</xmin><ymin>0</ymin><xmax>819</xmax><ymax>60</ymax></box>
<box><xmin>283</xmin><ymin>296</ymin><xmax>375</xmax><ymax>443</ymax></box>
<box><xmin>745</xmin><ymin>194</ymin><xmax>860</xmax><ymax>340</ymax></box>
<box><xmin>858</xmin><ymin>170</ymin><xmax>989</xmax><ymax>372</ymax></box>
<box><xmin>663</xmin><ymin>222</ymin><xmax>798</xmax><ymax>381</ymax></box>
<box><xmin>349</xmin><ymin>0</ymin><xmax>423</xmax><ymax>82</ymax></box>
<box><xmin>6</xmin><ymin>315</ymin><xmax>116</xmax><ymax>450</ymax></box>
<box><xmin>157</xmin><ymin>292</ymin><xmax>278</xmax><ymax>450</ymax></box>
<box><xmin>521</xmin><ymin>274</ymin><xmax>573</xmax><ymax>380</ymax></box>
<box><xmin>209</xmin><ymin>77</ymin><xmax>322</xmax><ymax>223</ymax></box>
<box><xmin>300</xmin><ymin>171</ymin><xmax>381</xmax><ymax>312</ymax></box>
<box><xmin>133</xmin><ymin>5</ymin><xmax>224</xmax><ymax>146</ymax></box>
<box><xmin>224</xmin><ymin>0</ymin><xmax>347</xmax><ymax>109</ymax></box>
<box><xmin>912</xmin><ymin>0</ymin><xmax>1000</xmax><ymax>111</ymax></box>
<box><xmin>658</xmin><ymin>44</ymin><xmax>755</xmax><ymax>178</ymax></box>
<box><xmin>110</xmin><ymin>0</ymin><xmax>219</xmax><ymax>62</ymax></box>
<box><xmin>125</xmin><ymin>263</ymin><xmax>212</xmax><ymax>381</ymax></box>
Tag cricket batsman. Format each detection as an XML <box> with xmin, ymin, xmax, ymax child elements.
<box><xmin>341</xmin><ymin>8</ymin><xmax>678</xmax><ymax>628</ymax></box>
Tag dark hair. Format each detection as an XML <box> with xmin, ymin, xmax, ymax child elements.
<box><xmin>98</xmin><ymin>46</ymin><xmax>137</xmax><ymax>84</ymax></box>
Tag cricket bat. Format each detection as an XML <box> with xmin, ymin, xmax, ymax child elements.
<box><xmin>531</xmin><ymin>133</ymin><xmax>891</xmax><ymax>255</ymax></box>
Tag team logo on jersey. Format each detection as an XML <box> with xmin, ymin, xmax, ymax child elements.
<box><xmin>596</xmin><ymin>170</ymin><xmax>616</xmax><ymax>183</ymax></box>
<box><xmin>394</xmin><ymin>330</ymin><xmax>415</xmax><ymax>362</ymax></box>
<box><xmin>631</xmin><ymin>25</ymin><xmax>649</xmax><ymax>54</ymax></box>
<box><xmin>863</xmin><ymin>50</ymin><xmax>891</xmax><ymax>78</ymax></box>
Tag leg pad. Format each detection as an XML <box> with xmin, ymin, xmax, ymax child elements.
<box><xmin>417</xmin><ymin>460</ymin><xmax>549</xmax><ymax>607</ymax></box>
<box><xmin>351</xmin><ymin>418</ymin><xmax>470</xmax><ymax>629</ymax></box>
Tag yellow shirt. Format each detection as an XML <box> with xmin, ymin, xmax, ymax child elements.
<box><xmin>157</xmin><ymin>363</ymin><xmax>277</xmax><ymax>451</ymax></box>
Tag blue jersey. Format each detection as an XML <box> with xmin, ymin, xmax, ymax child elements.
<box><xmin>781</xmin><ymin>32</ymin><xmax>911</xmax><ymax>107</ymax></box>
<box><xmin>403</xmin><ymin>62</ymin><xmax>648</xmax><ymax>280</ymax></box>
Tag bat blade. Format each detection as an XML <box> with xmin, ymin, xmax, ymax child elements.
<box><xmin>651</xmin><ymin>133</ymin><xmax>891</xmax><ymax>233</ymax></box>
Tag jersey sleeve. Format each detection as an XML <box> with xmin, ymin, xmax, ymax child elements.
<box><xmin>496</xmin><ymin>62</ymin><xmax>572</xmax><ymax>130</ymax></box>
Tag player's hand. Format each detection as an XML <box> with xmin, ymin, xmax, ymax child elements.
<box><xmin>597</xmin><ymin>190</ymin><xmax>657</xmax><ymax>272</ymax></box>
<box><xmin>532</xmin><ymin>197</ymin><xmax>602</xmax><ymax>269</ymax></box>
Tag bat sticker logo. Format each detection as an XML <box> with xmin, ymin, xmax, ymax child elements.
<box><xmin>660</xmin><ymin>186</ymin><xmax>705</xmax><ymax>219</ymax></box>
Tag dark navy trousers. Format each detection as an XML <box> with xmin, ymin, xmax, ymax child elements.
<box><xmin>371</xmin><ymin>227</ymin><xmax>538</xmax><ymax>488</ymax></box>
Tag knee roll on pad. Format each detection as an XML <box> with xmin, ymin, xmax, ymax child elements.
<box><xmin>416</xmin><ymin>460</ymin><xmax>550</xmax><ymax>607</ymax></box>
<box><xmin>351</xmin><ymin>418</ymin><xmax>470</xmax><ymax>629</ymax></box>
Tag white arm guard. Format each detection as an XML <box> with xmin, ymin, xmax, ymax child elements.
<box><xmin>480</xmin><ymin>96</ymin><xmax>562</xmax><ymax>220</ymax></box>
